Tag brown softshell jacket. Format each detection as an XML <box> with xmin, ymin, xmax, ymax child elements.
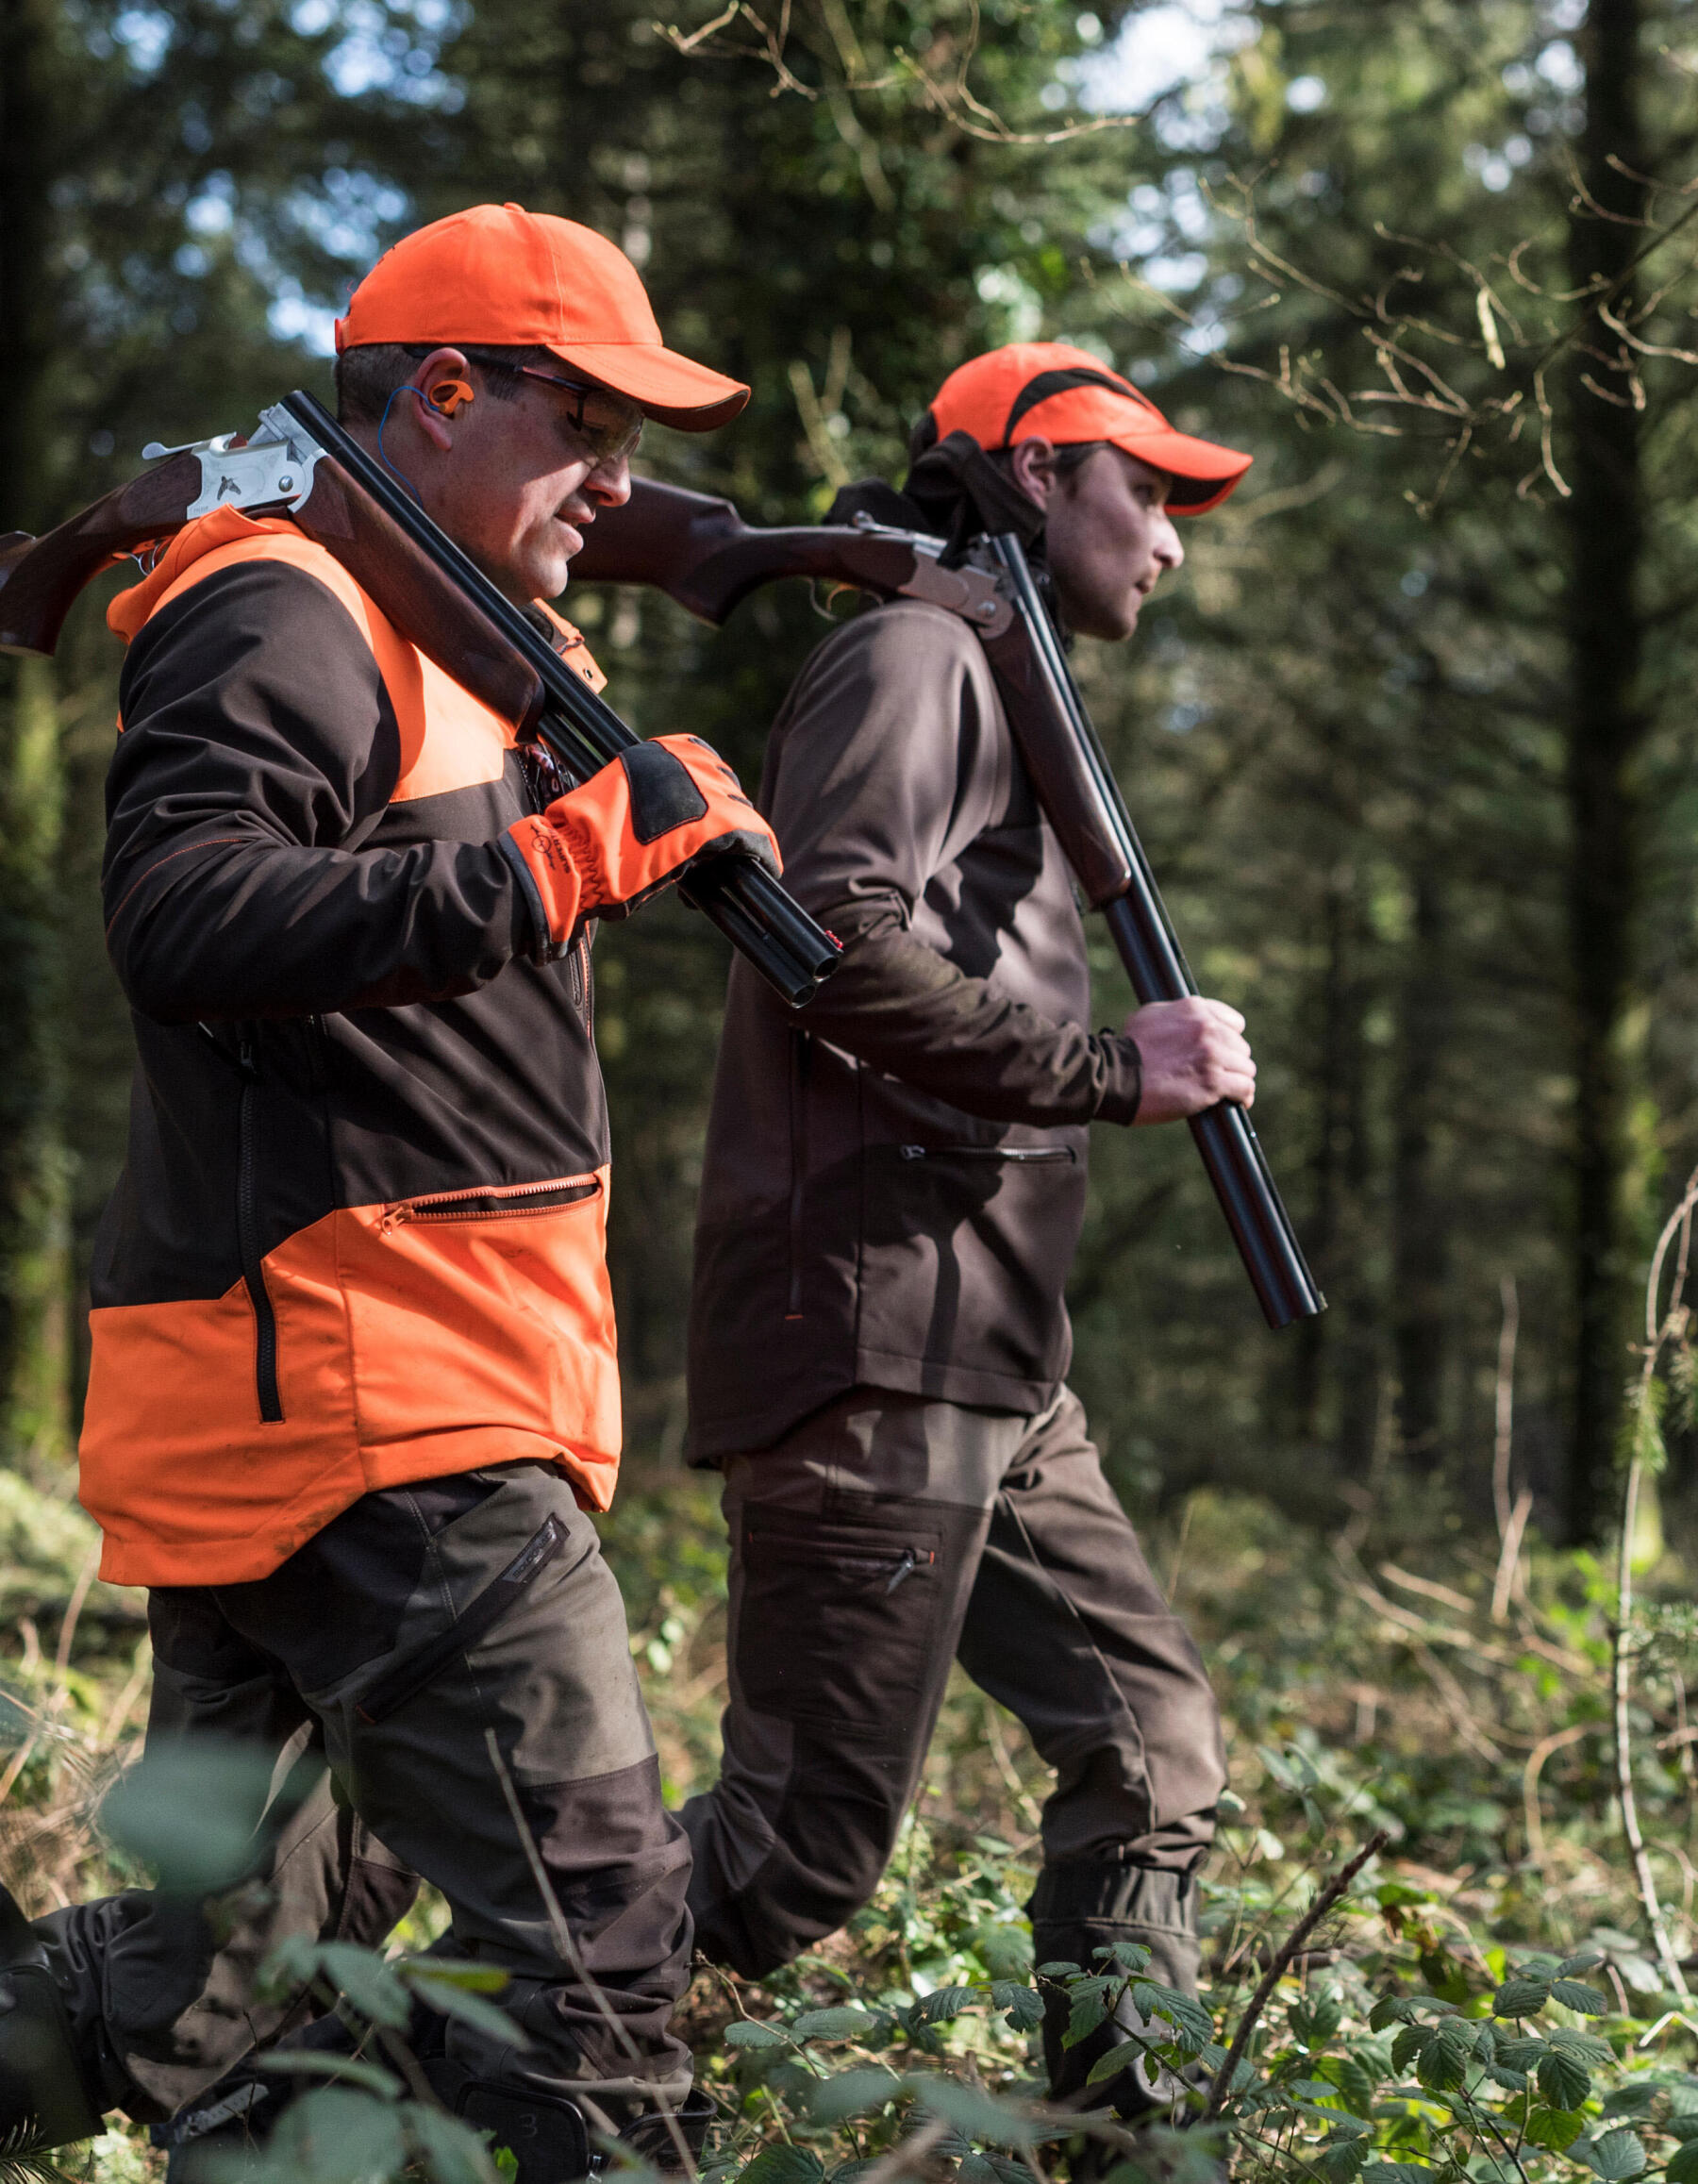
<box><xmin>687</xmin><ymin>598</ymin><xmax>1142</xmax><ymax>1460</ymax></box>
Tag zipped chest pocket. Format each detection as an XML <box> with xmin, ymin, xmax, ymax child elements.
<box><xmin>734</xmin><ymin>1509</ymin><xmax>944</xmax><ymax>1733</ymax></box>
<box><xmin>377</xmin><ymin>1175</ymin><xmax>602</xmax><ymax>1233</ymax></box>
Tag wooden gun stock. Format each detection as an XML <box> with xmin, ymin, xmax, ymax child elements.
<box><xmin>569</xmin><ymin>476</ymin><xmax>1008</xmax><ymax>634</ymax></box>
<box><xmin>291</xmin><ymin>460</ymin><xmax>548</xmax><ymax>738</ymax></box>
<box><xmin>0</xmin><ymin>453</ymin><xmax>207</xmax><ymax>657</ymax></box>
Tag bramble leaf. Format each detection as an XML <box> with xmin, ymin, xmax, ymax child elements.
<box><xmin>407</xmin><ymin>2102</ymin><xmax>504</xmax><ymax>2184</ymax></box>
<box><xmin>1390</xmin><ymin>2026</ymin><xmax>1431</xmax><ymax>2076</ymax></box>
<box><xmin>1086</xmin><ymin>2040</ymin><xmax>1151</xmax><ymax>2088</ymax></box>
<box><xmin>725</xmin><ymin>2020</ymin><xmax>788</xmax><ymax>2050</ymax></box>
<box><xmin>805</xmin><ymin>2066</ymin><xmax>906</xmax><ymax>2124</ymax></box>
<box><xmin>1494</xmin><ymin>1978</ymin><xmax>1552</xmax><ymax>2018</ymax></box>
<box><xmin>791</xmin><ymin>2007</ymin><xmax>884</xmax><ymax>2042</ymax></box>
<box><xmin>1523</xmin><ymin>2107</ymin><xmax>1587</xmax><ymax>2153</ymax></box>
<box><xmin>1550</xmin><ymin>1981</ymin><xmax>1611</xmax><ymax>2015</ymax></box>
<box><xmin>1538</xmin><ymin>2046</ymin><xmax>1592</xmax><ymax>2110</ymax></box>
<box><xmin>990</xmin><ymin>1983</ymin><xmax>1044</xmax><ymax>2033</ymax></box>
<box><xmin>408</xmin><ymin>1972</ymin><xmax>527</xmax><ymax>2047</ymax></box>
<box><xmin>739</xmin><ymin>2148</ymin><xmax>826</xmax><ymax>2184</ymax></box>
<box><xmin>1064</xmin><ymin>1994</ymin><xmax>1107</xmax><ymax>2048</ymax></box>
<box><xmin>1580</xmin><ymin>2128</ymin><xmax>1647</xmax><ymax>2180</ymax></box>
<box><xmin>1548</xmin><ymin>2028</ymin><xmax>1614</xmax><ymax>2062</ymax></box>
<box><xmin>906</xmin><ymin>2074</ymin><xmax>1038</xmax><ymax>2146</ymax></box>
<box><xmin>257</xmin><ymin>2051</ymin><xmax>402</xmax><ymax>2099</ymax></box>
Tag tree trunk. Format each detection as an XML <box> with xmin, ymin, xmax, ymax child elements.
<box><xmin>0</xmin><ymin>0</ymin><xmax>72</xmax><ymax>1458</ymax></box>
<box><xmin>1563</xmin><ymin>0</ymin><xmax>1648</xmax><ymax>1542</ymax></box>
<box><xmin>1392</xmin><ymin>858</ymin><xmax>1449</xmax><ymax>1471</ymax></box>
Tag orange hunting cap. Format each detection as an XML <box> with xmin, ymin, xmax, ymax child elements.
<box><xmin>924</xmin><ymin>342</ymin><xmax>1251</xmax><ymax>514</ymax></box>
<box><xmin>336</xmin><ymin>202</ymin><xmax>750</xmax><ymax>432</ymax></box>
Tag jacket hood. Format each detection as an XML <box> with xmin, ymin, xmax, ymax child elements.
<box><xmin>108</xmin><ymin>508</ymin><xmax>303</xmax><ymax>644</ymax></box>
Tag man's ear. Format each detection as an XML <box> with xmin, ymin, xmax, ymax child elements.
<box><xmin>404</xmin><ymin>346</ymin><xmax>472</xmax><ymax>453</ymax></box>
<box><xmin>1008</xmin><ymin>436</ymin><xmax>1059</xmax><ymax>510</ymax></box>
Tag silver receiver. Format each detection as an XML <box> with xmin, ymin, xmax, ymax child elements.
<box><xmin>142</xmin><ymin>408</ymin><xmax>322</xmax><ymax>521</ymax></box>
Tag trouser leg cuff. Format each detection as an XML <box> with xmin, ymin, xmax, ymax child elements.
<box><xmin>1030</xmin><ymin>1859</ymin><xmax>1207</xmax><ymax>2122</ymax></box>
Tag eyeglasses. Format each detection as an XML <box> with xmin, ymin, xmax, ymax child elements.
<box><xmin>512</xmin><ymin>365</ymin><xmax>644</xmax><ymax>466</ymax></box>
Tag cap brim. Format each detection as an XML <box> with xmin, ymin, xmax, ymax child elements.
<box><xmin>1106</xmin><ymin>425</ymin><xmax>1252</xmax><ymax>516</ymax></box>
<box><xmin>547</xmin><ymin>342</ymin><xmax>750</xmax><ymax>432</ymax></box>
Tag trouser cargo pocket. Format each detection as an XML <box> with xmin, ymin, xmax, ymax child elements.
<box><xmin>353</xmin><ymin>1513</ymin><xmax>571</xmax><ymax>1726</ymax></box>
<box><xmin>734</xmin><ymin>1508</ymin><xmax>943</xmax><ymax>1733</ymax></box>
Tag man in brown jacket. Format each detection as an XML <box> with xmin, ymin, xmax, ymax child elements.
<box><xmin>682</xmin><ymin>343</ymin><xmax>1256</xmax><ymax>2121</ymax></box>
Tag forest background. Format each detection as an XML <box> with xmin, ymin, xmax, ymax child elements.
<box><xmin>8</xmin><ymin>2</ymin><xmax>1698</xmax><ymax>2179</ymax></box>
<box><xmin>7</xmin><ymin>0</ymin><xmax>1698</xmax><ymax>1544</ymax></box>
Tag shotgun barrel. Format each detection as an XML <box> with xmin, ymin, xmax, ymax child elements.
<box><xmin>979</xmin><ymin>533</ymin><xmax>1323</xmax><ymax>1330</ymax></box>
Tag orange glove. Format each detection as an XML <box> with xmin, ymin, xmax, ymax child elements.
<box><xmin>503</xmin><ymin>734</ymin><xmax>782</xmax><ymax>951</ymax></box>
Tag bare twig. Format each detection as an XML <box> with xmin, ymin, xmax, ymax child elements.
<box><xmin>856</xmin><ymin>2114</ymin><xmax>954</xmax><ymax>2184</ymax></box>
<box><xmin>1491</xmin><ymin>1276</ymin><xmax>1521</xmax><ymax>1541</ymax></box>
<box><xmin>1614</xmin><ymin>1169</ymin><xmax>1698</xmax><ymax>1995</ymax></box>
<box><xmin>1491</xmin><ymin>1491</ymin><xmax>1534</xmax><ymax>1627</ymax></box>
<box><xmin>49</xmin><ymin>1547</ymin><xmax>99</xmax><ymax>1694</ymax></box>
<box><xmin>1203</xmin><ymin>1830</ymin><xmax>1390</xmax><ymax>2120</ymax></box>
<box><xmin>484</xmin><ymin>1728</ymin><xmax>698</xmax><ymax>2173</ymax></box>
<box><xmin>1522</xmin><ymin>1723</ymin><xmax>1590</xmax><ymax>1869</ymax></box>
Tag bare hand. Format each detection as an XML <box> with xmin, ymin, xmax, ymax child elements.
<box><xmin>1125</xmin><ymin>997</ymin><xmax>1256</xmax><ymax>1125</ymax></box>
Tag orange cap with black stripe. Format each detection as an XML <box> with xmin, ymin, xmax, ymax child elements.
<box><xmin>923</xmin><ymin>342</ymin><xmax>1252</xmax><ymax>514</ymax></box>
<box><xmin>337</xmin><ymin>202</ymin><xmax>750</xmax><ymax>433</ymax></box>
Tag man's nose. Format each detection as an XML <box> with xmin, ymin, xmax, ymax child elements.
<box><xmin>588</xmin><ymin>455</ymin><xmax>633</xmax><ymax>507</ymax></box>
<box><xmin>1155</xmin><ymin>513</ymin><xmax>1184</xmax><ymax>571</ymax></box>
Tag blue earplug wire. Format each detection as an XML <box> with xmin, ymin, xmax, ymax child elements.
<box><xmin>376</xmin><ymin>384</ymin><xmax>426</xmax><ymax>502</ymax></box>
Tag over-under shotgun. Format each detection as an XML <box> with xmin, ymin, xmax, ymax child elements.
<box><xmin>572</xmin><ymin>479</ymin><xmax>1324</xmax><ymax>1330</ymax></box>
<box><xmin>0</xmin><ymin>398</ymin><xmax>840</xmax><ymax>1009</ymax></box>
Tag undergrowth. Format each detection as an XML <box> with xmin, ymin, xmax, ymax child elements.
<box><xmin>6</xmin><ymin>1361</ymin><xmax>1698</xmax><ymax>2183</ymax></box>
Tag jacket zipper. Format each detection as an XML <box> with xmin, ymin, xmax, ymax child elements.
<box><xmin>572</xmin><ymin>933</ymin><xmax>593</xmax><ymax>1031</ymax></box>
<box><xmin>896</xmin><ymin>1142</ymin><xmax>1076</xmax><ymax>1164</ymax></box>
<box><xmin>378</xmin><ymin>1176</ymin><xmax>601</xmax><ymax>1231</ymax></box>
<box><xmin>236</xmin><ymin>1036</ymin><xmax>283</xmax><ymax>1425</ymax></box>
<box><xmin>785</xmin><ymin>1029</ymin><xmax>813</xmax><ymax>1321</ymax></box>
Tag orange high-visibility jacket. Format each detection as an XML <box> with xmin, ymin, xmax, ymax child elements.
<box><xmin>81</xmin><ymin>508</ymin><xmax>621</xmax><ymax>1586</ymax></box>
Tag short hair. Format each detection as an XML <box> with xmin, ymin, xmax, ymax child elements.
<box><xmin>334</xmin><ymin>341</ymin><xmax>569</xmax><ymax>425</ymax></box>
<box><xmin>988</xmin><ymin>440</ymin><xmax>1110</xmax><ymax>486</ymax></box>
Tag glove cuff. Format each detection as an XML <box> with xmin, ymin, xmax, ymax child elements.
<box><xmin>502</xmin><ymin>817</ymin><xmax>586</xmax><ymax>956</ymax></box>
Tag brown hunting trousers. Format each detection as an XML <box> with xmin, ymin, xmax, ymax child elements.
<box><xmin>680</xmin><ymin>1386</ymin><xmax>1227</xmax><ymax>1986</ymax></box>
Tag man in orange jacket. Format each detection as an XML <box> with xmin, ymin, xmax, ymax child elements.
<box><xmin>0</xmin><ymin>204</ymin><xmax>776</xmax><ymax>2179</ymax></box>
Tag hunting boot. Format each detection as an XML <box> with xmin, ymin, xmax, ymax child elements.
<box><xmin>598</xmin><ymin>2084</ymin><xmax>717</xmax><ymax>2174</ymax></box>
<box><xmin>155</xmin><ymin>2007</ymin><xmax>391</xmax><ymax>2180</ymax></box>
<box><xmin>1029</xmin><ymin>1859</ymin><xmax>1205</xmax><ymax>2130</ymax></box>
<box><xmin>0</xmin><ymin>1880</ymin><xmax>105</xmax><ymax>2159</ymax></box>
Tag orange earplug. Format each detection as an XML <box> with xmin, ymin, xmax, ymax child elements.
<box><xmin>426</xmin><ymin>379</ymin><xmax>475</xmax><ymax>417</ymax></box>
